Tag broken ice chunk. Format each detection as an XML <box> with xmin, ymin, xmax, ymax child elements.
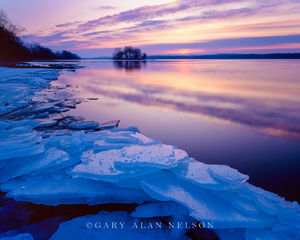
<box><xmin>1</xmin><ymin>174</ymin><xmax>151</xmax><ymax>205</ymax></box>
<box><xmin>207</xmin><ymin>164</ymin><xmax>249</xmax><ymax>184</ymax></box>
<box><xmin>171</xmin><ymin>161</ymin><xmax>247</xmax><ymax>190</ymax></box>
<box><xmin>31</xmin><ymin>103</ymin><xmax>61</xmax><ymax>114</ymax></box>
<box><xmin>210</xmin><ymin>190</ymin><xmax>261</xmax><ymax>216</ymax></box>
<box><xmin>93</xmin><ymin>140</ymin><xmax>130</xmax><ymax>152</ymax></box>
<box><xmin>36</xmin><ymin>119</ymin><xmax>57</xmax><ymax>128</ymax></box>
<box><xmin>132</xmin><ymin>132</ymin><xmax>154</xmax><ymax>144</ymax></box>
<box><xmin>0</xmin><ymin>132</ymin><xmax>44</xmax><ymax>161</ymax></box>
<box><xmin>68</xmin><ymin>121</ymin><xmax>99</xmax><ymax>130</ymax></box>
<box><xmin>104</xmin><ymin>134</ymin><xmax>140</xmax><ymax>144</ymax></box>
<box><xmin>171</xmin><ymin>161</ymin><xmax>219</xmax><ymax>188</ymax></box>
<box><xmin>46</xmin><ymin>131</ymin><xmax>86</xmax><ymax>154</ymax></box>
<box><xmin>73</xmin><ymin>144</ymin><xmax>189</xmax><ymax>183</ymax></box>
<box><xmin>96</xmin><ymin>120</ymin><xmax>120</xmax><ymax>130</ymax></box>
<box><xmin>140</xmin><ymin>171</ymin><xmax>276</xmax><ymax>229</ymax></box>
<box><xmin>56</xmin><ymin>116</ymin><xmax>98</xmax><ymax>130</ymax></box>
<box><xmin>114</xmin><ymin>144</ymin><xmax>188</xmax><ymax>170</ymax></box>
<box><xmin>238</xmin><ymin>183</ymin><xmax>300</xmax><ymax>225</ymax></box>
<box><xmin>72</xmin><ymin>150</ymin><xmax>157</xmax><ymax>183</ymax></box>
<box><xmin>0</xmin><ymin>147</ymin><xmax>74</xmax><ymax>183</ymax></box>
<box><xmin>31</xmin><ymin>147</ymin><xmax>73</xmax><ymax>170</ymax></box>
<box><xmin>131</xmin><ymin>202</ymin><xmax>189</xmax><ymax>218</ymax></box>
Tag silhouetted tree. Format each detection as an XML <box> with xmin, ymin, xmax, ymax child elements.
<box><xmin>113</xmin><ymin>46</ymin><xmax>147</xmax><ymax>60</ymax></box>
<box><xmin>29</xmin><ymin>44</ymin><xmax>57</xmax><ymax>60</ymax></box>
<box><xmin>57</xmin><ymin>50</ymin><xmax>80</xmax><ymax>60</ymax></box>
<box><xmin>113</xmin><ymin>48</ymin><xmax>124</xmax><ymax>59</ymax></box>
<box><xmin>0</xmin><ymin>9</ymin><xmax>80</xmax><ymax>62</ymax></box>
<box><xmin>0</xmin><ymin>10</ymin><xmax>30</xmax><ymax>61</ymax></box>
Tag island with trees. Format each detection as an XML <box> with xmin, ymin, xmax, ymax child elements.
<box><xmin>113</xmin><ymin>47</ymin><xmax>147</xmax><ymax>60</ymax></box>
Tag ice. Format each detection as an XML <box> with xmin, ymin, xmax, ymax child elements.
<box><xmin>113</xmin><ymin>144</ymin><xmax>188</xmax><ymax>169</ymax></box>
<box><xmin>68</xmin><ymin>121</ymin><xmax>99</xmax><ymax>130</ymax></box>
<box><xmin>45</xmin><ymin>131</ymin><xmax>86</xmax><ymax>154</ymax></box>
<box><xmin>210</xmin><ymin>190</ymin><xmax>261</xmax><ymax>216</ymax></box>
<box><xmin>72</xmin><ymin>143</ymin><xmax>189</xmax><ymax>183</ymax></box>
<box><xmin>72</xmin><ymin>149</ymin><xmax>157</xmax><ymax>183</ymax></box>
<box><xmin>208</xmin><ymin>164</ymin><xmax>249</xmax><ymax>184</ymax></box>
<box><xmin>0</xmin><ymin>147</ymin><xmax>72</xmax><ymax>183</ymax></box>
<box><xmin>131</xmin><ymin>202</ymin><xmax>189</xmax><ymax>218</ymax></box>
<box><xmin>0</xmin><ymin>174</ymin><xmax>151</xmax><ymax>205</ymax></box>
<box><xmin>132</xmin><ymin>132</ymin><xmax>154</xmax><ymax>144</ymax></box>
<box><xmin>55</xmin><ymin>99</ymin><xmax>78</xmax><ymax>109</ymax></box>
<box><xmin>97</xmin><ymin>120</ymin><xmax>120</xmax><ymax>129</ymax></box>
<box><xmin>31</xmin><ymin>147</ymin><xmax>72</xmax><ymax>170</ymax></box>
<box><xmin>0</xmin><ymin>128</ymin><xmax>44</xmax><ymax>162</ymax></box>
<box><xmin>50</xmin><ymin>116</ymin><xmax>100</xmax><ymax>130</ymax></box>
<box><xmin>140</xmin><ymin>171</ymin><xmax>277</xmax><ymax>229</ymax></box>
<box><xmin>50</xmin><ymin>211</ymin><xmax>187</xmax><ymax>240</ymax></box>
<box><xmin>36</xmin><ymin>119</ymin><xmax>57</xmax><ymax>127</ymax></box>
<box><xmin>93</xmin><ymin>140</ymin><xmax>130</xmax><ymax>152</ymax></box>
<box><xmin>171</xmin><ymin>161</ymin><xmax>248</xmax><ymax>190</ymax></box>
<box><xmin>237</xmin><ymin>183</ymin><xmax>300</xmax><ymax>226</ymax></box>
<box><xmin>1</xmin><ymin>115</ymin><xmax>300</xmax><ymax>237</ymax></box>
<box><xmin>31</xmin><ymin>103</ymin><xmax>61</xmax><ymax>114</ymax></box>
<box><xmin>104</xmin><ymin>134</ymin><xmax>140</xmax><ymax>144</ymax></box>
<box><xmin>244</xmin><ymin>228</ymin><xmax>299</xmax><ymax>240</ymax></box>
<box><xmin>0</xmin><ymin>233</ymin><xmax>33</xmax><ymax>240</ymax></box>
<box><xmin>0</xmin><ymin>67</ymin><xmax>60</xmax><ymax>116</ymax></box>
<box><xmin>171</xmin><ymin>161</ymin><xmax>219</xmax><ymax>187</ymax></box>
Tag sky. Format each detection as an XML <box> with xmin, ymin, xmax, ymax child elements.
<box><xmin>1</xmin><ymin>0</ymin><xmax>300</xmax><ymax>57</ymax></box>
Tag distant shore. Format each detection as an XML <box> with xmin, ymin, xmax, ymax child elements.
<box><xmin>90</xmin><ymin>53</ymin><xmax>300</xmax><ymax>60</ymax></box>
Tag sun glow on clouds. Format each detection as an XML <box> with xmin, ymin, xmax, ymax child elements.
<box><xmin>3</xmin><ymin>0</ymin><xmax>300</xmax><ymax>56</ymax></box>
<box><xmin>179</xmin><ymin>49</ymin><xmax>190</xmax><ymax>54</ymax></box>
<box><xmin>161</xmin><ymin>49</ymin><xmax>206</xmax><ymax>55</ymax></box>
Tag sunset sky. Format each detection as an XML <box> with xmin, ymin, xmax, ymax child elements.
<box><xmin>2</xmin><ymin>0</ymin><xmax>300</xmax><ymax>57</ymax></box>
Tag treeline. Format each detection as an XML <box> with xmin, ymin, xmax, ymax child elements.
<box><xmin>0</xmin><ymin>10</ymin><xmax>80</xmax><ymax>62</ymax></box>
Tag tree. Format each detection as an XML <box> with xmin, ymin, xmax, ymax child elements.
<box><xmin>113</xmin><ymin>46</ymin><xmax>147</xmax><ymax>60</ymax></box>
<box><xmin>0</xmin><ymin>10</ymin><xmax>30</xmax><ymax>61</ymax></box>
<box><xmin>0</xmin><ymin>9</ymin><xmax>80</xmax><ymax>61</ymax></box>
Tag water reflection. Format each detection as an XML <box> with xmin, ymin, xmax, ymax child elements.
<box><xmin>113</xmin><ymin>60</ymin><xmax>147</xmax><ymax>71</ymax></box>
<box><xmin>55</xmin><ymin>59</ymin><xmax>300</xmax><ymax>201</ymax></box>
<box><xmin>60</xmin><ymin>60</ymin><xmax>300</xmax><ymax>140</ymax></box>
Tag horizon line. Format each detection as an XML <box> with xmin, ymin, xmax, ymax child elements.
<box><xmin>81</xmin><ymin>52</ymin><xmax>300</xmax><ymax>59</ymax></box>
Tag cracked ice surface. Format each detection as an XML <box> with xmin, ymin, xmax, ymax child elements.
<box><xmin>0</xmin><ymin>67</ymin><xmax>299</xmax><ymax>239</ymax></box>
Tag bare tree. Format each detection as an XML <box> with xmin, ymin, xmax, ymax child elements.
<box><xmin>113</xmin><ymin>46</ymin><xmax>147</xmax><ymax>60</ymax></box>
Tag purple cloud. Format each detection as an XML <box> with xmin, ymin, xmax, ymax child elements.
<box><xmin>95</xmin><ymin>6</ymin><xmax>116</xmax><ymax>10</ymax></box>
<box><xmin>55</xmin><ymin>21</ymin><xmax>80</xmax><ymax>28</ymax></box>
<box><xmin>77</xmin><ymin>0</ymin><xmax>238</xmax><ymax>32</ymax></box>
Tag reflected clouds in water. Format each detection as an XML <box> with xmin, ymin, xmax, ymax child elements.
<box><xmin>61</xmin><ymin>60</ymin><xmax>300</xmax><ymax>140</ymax></box>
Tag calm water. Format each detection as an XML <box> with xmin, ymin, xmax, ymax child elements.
<box><xmin>55</xmin><ymin>59</ymin><xmax>300</xmax><ymax>202</ymax></box>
